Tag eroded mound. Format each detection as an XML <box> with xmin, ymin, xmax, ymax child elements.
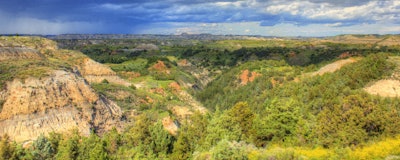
<box><xmin>364</xmin><ymin>56</ymin><xmax>400</xmax><ymax>97</ymax></box>
<box><xmin>239</xmin><ymin>69</ymin><xmax>261</xmax><ymax>85</ymax></box>
<box><xmin>312</xmin><ymin>58</ymin><xmax>358</xmax><ymax>76</ymax></box>
<box><xmin>76</xmin><ymin>58</ymin><xmax>131</xmax><ymax>86</ymax></box>
<box><xmin>0</xmin><ymin>70</ymin><xmax>122</xmax><ymax>142</ymax></box>
<box><xmin>0</xmin><ymin>37</ymin><xmax>124</xmax><ymax>142</ymax></box>
<box><xmin>364</xmin><ymin>80</ymin><xmax>400</xmax><ymax>97</ymax></box>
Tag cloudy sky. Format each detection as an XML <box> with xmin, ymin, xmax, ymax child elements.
<box><xmin>0</xmin><ymin>0</ymin><xmax>399</xmax><ymax>36</ymax></box>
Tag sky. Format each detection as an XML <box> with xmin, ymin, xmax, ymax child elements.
<box><xmin>0</xmin><ymin>0</ymin><xmax>399</xmax><ymax>37</ymax></box>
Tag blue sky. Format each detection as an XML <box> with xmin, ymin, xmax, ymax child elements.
<box><xmin>0</xmin><ymin>0</ymin><xmax>399</xmax><ymax>36</ymax></box>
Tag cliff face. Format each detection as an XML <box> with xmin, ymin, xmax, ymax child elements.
<box><xmin>75</xmin><ymin>57</ymin><xmax>131</xmax><ymax>86</ymax></box>
<box><xmin>0</xmin><ymin>37</ymin><xmax>123</xmax><ymax>142</ymax></box>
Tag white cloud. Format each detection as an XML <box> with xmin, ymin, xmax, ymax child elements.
<box><xmin>324</xmin><ymin>22</ymin><xmax>343</xmax><ymax>27</ymax></box>
<box><xmin>98</xmin><ymin>3</ymin><xmax>136</xmax><ymax>11</ymax></box>
<box><xmin>265</xmin><ymin>1</ymin><xmax>400</xmax><ymax>22</ymax></box>
<box><xmin>135</xmin><ymin>21</ymin><xmax>400</xmax><ymax>37</ymax></box>
<box><xmin>214</xmin><ymin>1</ymin><xmax>244</xmax><ymax>8</ymax></box>
<box><xmin>266</xmin><ymin>1</ymin><xmax>315</xmax><ymax>15</ymax></box>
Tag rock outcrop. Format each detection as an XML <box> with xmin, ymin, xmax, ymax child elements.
<box><xmin>0</xmin><ymin>36</ymin><xmax>123</xmax><ymax>142</ymax></box>
<box><xmin>239</xmin><ymin>69</ymin><xmax>261</xmax><ymax>85</ymax></box>
<box><xmin>162</xmin><ymin>116</ymin><xmax>178</xmax><ymax>136</ymax></box>
<box><xmin>75</xmin><ymin>58</ymin><xmax>131</xmax><ymax>86</ymax></box>
<box><xmin>0</xmin><ymin>70</ymin><xmax>122</xmax><ymax>142</ymax></box>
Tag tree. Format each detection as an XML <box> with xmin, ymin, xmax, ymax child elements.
<box><xmin>171</xmin><ymin>129</ymin><xmax>191</xmax><ymax>160</ymax></box>
<box><xmin>262</xmin><ymin>98</ymin><xmax>301</xmax><ymax>143</ymax></box>
<box><xmin>227</xmin><ymin>102</ymin><xmax>255</xmax><ymax>139</ymax></box>
<box><xmin>0</xmin><ymin>134</ymin><xmax>16</xmax><ymax>160</ymax></box>
<box><xmin>315</xmin><ymin>94</ymin><xmax>400</xmax><ymax>147</ymax></box>
<box><xmin>171</xmin><ymin>112</ymin><xmax>209</xmax><ymax>160</ymax></box>
<box><xmin>78</xmin><ymin>133</ymin><xmax>108</xmax><ymax>160</ymax></box>
<box><xmin>149</xmin><ymin>121</ymin><xmax>174</xmax><ymax>158</ymax></box>
<box><xmin>103</xmin><ymin>127</ymin><xmax>121</xmax><ymax>155</ymax></box>
<box><xmin>251</xmin><ymin>114</ymin><xmax>272</xmax><ymax>147</ymax></box>
<box><xmin>31</xmin><ymin>134</ymin><xmax>55</xmax><ymax>160</ymax></box>
<box><xmin>48</xmin><ymin>132</ymin><xmax>62</xmax><ymax>156</ymax></box>
<box><xmin>124</xmin><ymin>114</ymin><xmax>153</xmax><ymax>148</ymax></box>
<box><xmin>204</xmin><ymin>111</ymin><xmax>242</xmax><ymax>150</ymax></box>
<box><xmin>209</xmin><ymin>139</ymin><xmax>248</xmax><ymax>160</ymax></box>
<box><xmin>56</xmin><ymin>129</ymin><xmax>80</xmax><ymax>160</ymax></box>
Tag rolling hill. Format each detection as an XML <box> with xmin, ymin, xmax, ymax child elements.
<box><xmin>1</xmin><ymin>35</ymin><xmax>400</xmax><ymax>159</ymax></box>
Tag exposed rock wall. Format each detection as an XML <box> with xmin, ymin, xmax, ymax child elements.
<box><xmin>0</xmin><ymin>37</ymin><xmax>126</xmax><ymax>142</ymax></box>
<box><xmin>0</xmin><ymin>70</ymin><xmax>122</xmax><ymax>142</ymax></box>
<box><xmin>75</xmin><ymin>58</ymin><xmax>131</xmax><ymax>86</ymax></box>
<box><xmin>1</xmin><ymin>107</ymin><xmax>91</xmax><ymax>142</ymax></box>
<box><xmin>239</xmin><ymin>69</ymin><xmax>261</xmax><ymax>85</ymax></box>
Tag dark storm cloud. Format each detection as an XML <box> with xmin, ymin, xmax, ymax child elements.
<box><xmin>0</xmin><ymin>0</ymin><xmax>398</xmax><ymax>35</ymax></box>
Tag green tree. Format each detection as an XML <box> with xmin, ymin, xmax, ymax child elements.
<box><xmin>0</xmin><ymin>134</ymin><xmax>16</xmax><ymax>160</ymax></box>
<box><xmin>171</xmin><ymin>129</ymin><xmax>191</xmax><ymax>160</ymax></box>
<box><xmin>78</xmin><ymin>133</ymin><xmax>108</xmax><ymax>160</ymax></box>
<box><xmin>30</xmin><ymin>134</ymin><xmax>55</xmax><ymax>160</ymax></box>
<box><xmin>103</xmin><ymin>127</ymin><xmax>121</xmax><ymax>155</ymax></box>
<box><xmin>262</xmin><ymin>98</ymin><xmax>301</xmax><ymax>143</ymax></box>
<box><xmin>204</xmin><ymin>111</ymin><xmax>242</xmax><ymax>150</ymax></box>
<box><xmin>227</xmin><ymin>102</ymin><xmax>255</xmax><ymax>139</ymax></box>
<box><xmin>209</xmin><ymin>139</ymin><xmax>248</xmax><ymax>160</ymax></box>
<box><xmin>48</xmin><ymin>132</ymin><xmax>62</xmax><ymax>156</ymax></box>
<box><xmin>315</xmin><ymin>94</ymin><xmax>400</xmax><ymax>147</ymax></box>
<box><xmin>251</xmin><ymin>114</ymin><xmax>272</xmax><ymax>147</ymax></box>
<box><xmin>124</xmin><ymin>114</ymin><xmax>153</xmax><ymax>148</ymax></box>
<box><xmin>171</xmin><ymin>112</ymin><xmax>209</xmax><ymax>160</ymax></box>
<box><xmin>56</xmin><ymin>129</ymin><xmax>80</xmax><ymax>160</ymax></box>
<box><xmin>149</xmin><ymin>121</ymin><xmax>174</xmax><ymax>158</ymax></box>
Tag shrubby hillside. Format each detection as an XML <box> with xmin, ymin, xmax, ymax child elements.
<box><xmin>1</xmin><ymin>35</ymin><xmax>400</xmax><ymax>159</ymax></box>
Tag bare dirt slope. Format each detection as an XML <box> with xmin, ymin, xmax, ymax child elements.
<box><xmin>0</xmin><ymin>37</ymin><xmax>123</xmax><ymax>142</ymax></box>
<box><xmin>76</xmin><ymin>57</ymin><xmax>131</xmax><ymax>86</ymax></box>
<box><xmin>0</xmin><ymin>70</ymin><xmax>123</xmax><ymax>142</ymax></box>
<box><xmin>311</xmin><ymin>58</ymin><xmax>359</xmax><ymax>76</ymax></box>
<box><xmin>364</xmin><ymin>56</ymin><xmax>400</xmax><ymax>97</ymax></box>
<box><xmin>364</xmin><ymin>80</ymin><xmax>400</xmax><ymax>97</ymax></box>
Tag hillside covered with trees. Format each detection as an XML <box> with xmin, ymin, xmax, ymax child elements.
<box><xmin>1</xmin><ymin>35</ymin><xmax>400</xmax><ymax>159</ymax></box>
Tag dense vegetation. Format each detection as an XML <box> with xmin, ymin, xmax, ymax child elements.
<box><xmin>3</xmin><ymin>37</ymin><xmax>400</xmax><ymax>159</ymax></box>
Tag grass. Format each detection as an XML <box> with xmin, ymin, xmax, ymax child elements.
<box><xmin>349</xmin><ymin>136</ymin><xmax>400</xmax><ymax>159</ymax></box>
<box><xmin>0</xmin><ymin>37</ymin><xmax>92</xmax><ymax>88</ymax></box>
<box><xmin>0</xmin><ymin>36</ymin><xmax>57</xmax><ymax>49</ymax></box>
<box><xmin>0</xmin><ymin>60</ymin><xmax>55</xmax><ymax>87</ymax></box>
<box><xmin>108</xmin><ymin>58</ymin><xmax>148</xmax><ymax>73</ymax></box>
<box><xmin>91</xmin><ymin>82</ymin><xmax>139</xmax><ymax>110</ymax></box>
<box><xmin>245</xmin><ymin>136</ymin><xmax>400</xmax><ymax>160</ymax></box>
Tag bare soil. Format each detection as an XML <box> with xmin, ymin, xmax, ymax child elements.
<box><xmin>311</xmin><ymin>58</ymin><xmax>359</xmax><ymax>76</ymax></box>
<box><xmin>364</xmin><ymin>56</ymin><xmax>400</xmax><ymax>97</ymax></box>
<box><xmin>364</xmin><ymin>80</ymin><xmax>400</xmax><ymax>97</ymax></box>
